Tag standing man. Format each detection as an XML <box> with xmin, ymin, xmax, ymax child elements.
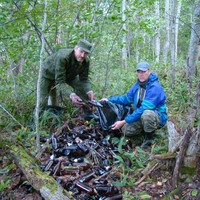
<box><xmin>101</xmin><ymin>61</ymin><xmax>168</xmax><ymax>141</ymax></box>
<box><xmin>39</xmin><ymin>39</ymin><xmax>97</xmax><ymax>120</ymax></box>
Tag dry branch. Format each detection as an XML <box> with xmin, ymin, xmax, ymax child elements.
<box><xmin>135</xmin><ymin>152</ymin><xmax>177</xmax><ymax>186</ymax></box>
<box><xmin>172</xmin><ymin>127</ymin><xmax>193</xmax><ymax>188</ymax></box>
<box><xmin>150</xmin><ymin>153</ymin><xmax>176</xmax><ymax>160</ymax></box>
<box><xmin>135</xmin><ymin>162</ymin><xmax>159</xmax><ymax>186</ymax></box>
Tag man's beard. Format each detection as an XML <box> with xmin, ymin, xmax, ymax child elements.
<box><xmin>76</xmin><ymin>57</ymin><xmax>84</xmax><ymax>63</ymax></box>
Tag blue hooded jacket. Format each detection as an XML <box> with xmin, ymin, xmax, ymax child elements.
<box><xmin>108</xmin><ymin>73</ymin><xmax>168</xmax><ymax>126</ymax></box>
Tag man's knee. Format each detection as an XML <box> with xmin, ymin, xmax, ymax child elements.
<box><xmin>141</xmin><ymin>110</ymin><xmax>160</xmax><ymax>132</ymax></box>
<box><xmin>121</xmin><ymin>123</ymin><xmax>142</xmax><ymax>136</ymax></box>
<box><xmin>142</xmin><ymin>110</ymin><xmax>155</xmax><ymax>119</ymax></box>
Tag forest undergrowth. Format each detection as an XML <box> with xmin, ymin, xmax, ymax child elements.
<box><xmin>0</xmin><ymin>106</ymin><xmax>199</xmax><ymax>200</ymax></box>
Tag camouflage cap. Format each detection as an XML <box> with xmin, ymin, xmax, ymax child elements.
<box><xmin>77</xmin><ymin>39</ymin><xmax>92</xmax><ymax>53</ymax></box>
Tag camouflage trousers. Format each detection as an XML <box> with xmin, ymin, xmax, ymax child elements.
<box><xmin>121</xmin><ymin>110</ymin><xmax>162</xmax><ymax>136</ymax></box>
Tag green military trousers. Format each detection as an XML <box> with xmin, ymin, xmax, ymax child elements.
<box><xmin>121</xmin><ymin>110</ymin><xmax>162</xmax><ymax>136</ymax></box>
<box><xmin>39</xmin><ymin>76</ymin><xmax>89</xmax><ymax>113</ymax></box>
<box><xmin>39</xmin><ymin>77</ymin><xmax>56</xmax><ymax>112</ymax></box>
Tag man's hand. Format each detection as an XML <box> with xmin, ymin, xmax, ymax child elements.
<box><xmin>111</xmin><ymin>120</ymin><xmax>126</xmax><ymax>130</ymax></box>
<box><xmin>100</xmin><ymin>98</ymin><xmax>108</xmax><ymax>102</ymax></box>
<box><xmin>87</xmin><ymin>90</ymin><xmax>95</xmax><ymax>101</ymax></box>
<box><xmin>70</xmin><ymin>93</ymin><xmax>83</xmax><ymax>107</ymax></box>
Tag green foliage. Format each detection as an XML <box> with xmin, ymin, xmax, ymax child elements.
<box><xmin>191</xmin><ymin>189</ymin><xmax>198</xmax><ymax>197</ymax></box>
<box><xmin>0</xmin><ymin>1</ymin><xmax>198</xmax><ymax>199</ymax></box>
<box><xmin>111</xmin><ymin>137</ymin><xmax>151</xmax><ymax>187</ymax></box>
<box><xmin>0</xmin><ymin>178</ymin><xmax>11</xmax><ymax>192</ymax></box>
<box><xmin>110</xmin><ymin>130</ymin><xmax>169</xmax><ymax>192</ymax></box>
<box><xmin>0</xmin><ymin>164</ymin><xmax>14</xmax><ymax>192</ymax></box>
<box><xmin>0</xmin><ymin>74</ymin><xmax>36</xmax><ymax>131</ymax></box>
<box><xmin>40</xmin><ymin>110</ymin><xmax>61</xmax><ymax>127</ymax></box>
<box><xmin>181</xmin><ymin>166</ymin><xmax>196</xmax><ymax>176</ymax></box>
<box><xmin>0</xmin><ymin>0</ymin><xmax>195</xmax><ymax>150</ymax></box>
<box><xmin>123</xmin><ymin>189</ymin><xmax>152</xmax><ymax>200</ymax></box>
<box><xmin>0</xmin><ymin>164</ymin><xmax>13</xmax><ymax>175</ymax></box>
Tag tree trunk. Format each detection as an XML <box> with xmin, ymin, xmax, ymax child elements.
<box><xmin>186</xmin><ymin>0</ymin><xmax>200</xmax><ymax>78</ymax></box>
<box><xmin>169</xmin><ymin>0</ymin><xmax>181</xmax><ymax>86</ymax></box>
<box><xmin>162</xmin><ymin>0</ymin><xmax>170</xmax><ymax>64</ymax></box>
<box><xmin>122</xmin><ymin>0</ymin><xmax>128</xmax><ymax>69</ymax></box>
<box><xmin>184</xmin><ymin>0</ymin><xmax>200</xmax><ymax>168</ymax></box>
<box><xmin>154</xmin><ymin>1</ymin><xmax>160</xmax><ymax>63</ymax></box>
<box><xmin>9</xmin><ymin>145</ymin><xmax>74</xmax><ymax>200</ymax></box>
<box><xmin>167</xmin><ymin>121</ymin><xmax>183</xmax><ymax>153</ymax></box>
<box><xmin>170</xmin><ymin>0</ymin><xmax>176</xmax><ymax>85</ymax></box>
<box><xmin>35</xmin><ymin>0</ymin><xmax>47</xmax><ymax>151</ymax></box>
<box><xmin>184</xmin><ymin>130</ymin><xmax>200</xmax><ymax>167</ymax></box>
<box><xmin>175</xmin><ymin>0</ymin><xmax>182</xmax><ymax>64</ymax></box>
<box><xmin>55</xmin><ymin>0</ymin><xmax>61</xmax><ymax>45</ymax></box>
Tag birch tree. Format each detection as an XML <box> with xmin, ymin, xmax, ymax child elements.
<box><xmin>122</xmin><ymin>0</ymin><xmax>128</xmax><ymax>69</ymax></box>
<box><xmin>175</xmin><ymin>0</ymin><xmax>182</xmax><ymax>65</ymax></box>
<box><xmin>154</xmin><ymin>1</ymin><xmax>160</xmax><ymax>63</ymax></box>
<box><xmin>186</xmin><ymin>0</ymin><xmax>200</xmax><ymax>77</ymax></box>
<box><xmin>162</xmin><ymin>0</ymin><xmax>170</xmax><ymax>64</ymax></box>
<box><xmin>170</xmin><ymin>0</ymin><xmax>182</xmax><ymax>86</ymax></box>
<box><xmin>184</xmin><ymin>0</ymin><xmax>200</xmax><ymax>168</ymax></box>
<box><xmin>35</xmin><ymin>0</ymin><xmax>47</xmax><ymax>151</ymax></box>
<box><xmin>170</xmin><ymin>1</ymin><xmax>200</xmax><ymax>183</ymax></box>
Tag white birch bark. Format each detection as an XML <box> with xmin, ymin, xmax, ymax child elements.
<box><xmin>154</xmin><ymin>1</ymin><xmax>160</xmax><ymax>63</ymax></box>
<box><xmin>162</xmin><ymin>0</ymin><xmax>170</xmax><ymax>64</ymax></box>
<box><xmin>170</xmin><ymin>0</ymin><xmax>182</xmax><ymax>85</ymax></box>
<box><xmin>122</xmin><ymin>0</ymin><xmax>128</xmax><ymax>69</ymax></box>
<box><xmin>175</xmin><ymin>0</ymin><xmax>182</xmax><ymax>65</ymax></box>
<box><xmin>186</xmin><ymin>0</ymin><xmax>200</xmax><ymax>77</ymax></box>
<box><xmin>170</xmin><ymin>0</ymin><xmax>176</xmax><ymax>85</ymax></box>
<box><xmin>135</xmin><ymin>41</ymin><xmax>139</xmax><ymax>63</ymax></box>
<box><xmin>184</xmin><ymin>0</ymin><xmax>200</xmax><ymax>168</ymax></box>
<box><xmin>35</xmin><ymin>0</ymin><xmax>47</xmax><ymax>151</ymax></box>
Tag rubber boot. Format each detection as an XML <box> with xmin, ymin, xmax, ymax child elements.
<box><xmin>141</xmin><ymin>131</ymin><xmax>155</xmax><ymax>148</ymax></box>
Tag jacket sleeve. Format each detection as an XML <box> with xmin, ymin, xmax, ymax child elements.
<box><xmin>57</xmin><ymin>83</ymin><xmax>73</xmax><ymax>98</ymax></box>
<box><xmin>108</xmin><ymin>94</ymin><xmax>131</xmax><ymax>105</ymax></box>
<box><xmin>124</xmin><ymin>101</ymin><xmax>155</xmax><ymax>123</ymax></box>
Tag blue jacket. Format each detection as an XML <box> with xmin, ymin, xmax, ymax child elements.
<box><xmin>108</xmin><ymin>73</ymin><xmax>168</xmax><ymax>126</ymax></box>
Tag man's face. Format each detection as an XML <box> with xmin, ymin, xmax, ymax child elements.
<box><xmin>137</xmin><ymin>69</ymin><xmax>151</xmax><ymax>82</ymax></box>
<box><xmin>74</xmin><ymin>47</ymin><xmax>89</xmax><ymax>63</ymax></box>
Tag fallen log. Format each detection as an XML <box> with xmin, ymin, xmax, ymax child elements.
<box><xmin>9</xmin><ymin>144</ymin><xmax>74</xmax><ymax>200</ymax></box>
